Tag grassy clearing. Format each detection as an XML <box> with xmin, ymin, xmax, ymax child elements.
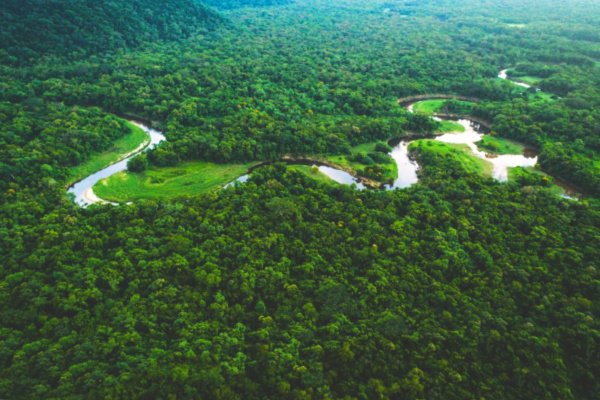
<box><xmin>438</xmin><ymin>120</ymin><xmax>465</xmax><ymax>133</ymax></box>
<box><xmin>323</xmin><ymin>141</ymin><xmax>397</xmax><ymax>182</ymax></box>
<box><xmin>287</xmin><ymin>165</ymin><xmax>339</xmax><ymax>186</ymax></box>
<box><xmin>508</xmin><ymin>166</ymin><xmax>566</xmax><ymax>196</ymax></box>
<box><xmin>528</xmin><ymin>90</ymin><xmax>556</xmax><ymax>102</ymax></box>
<box><xmin>506</xmin><ymin>23</ymin><xmax>527</xmax><ymax>28</ymax></box>
<box><xmin>515</xmin><ymin>75</ymin><xmax>542</xmax><ymax>86</ymax></box>
<box><xmin>412</xmin><ymin>100</ymin><xmax>446</xmax><ymax>114</ymax></box>
<box><xmin>94</xmin><ymin>161</ymin><xmax>254</xmax><ymax>202</ymax></box>
<box><xmin>67</xmin><ymin>121</ymin><xmax>149</xmax><ymax>186</ymax></box>
<box><xmin>500</xmin><ymin>71</ymin><xmax>556</xmax><ymax>102</ymax></box>
<box><xmin>476</xmin><ymin>136</ymin><xmax>525</xmax><ymax>155</ymax></box>
<box><xmin>410</xmin><ymin>139</ymin><xmax>493</xmax><ymax>178</ymax></box>
<box><xmin>505</xmin><ymin>69</ymin><xmax>542</xmax><ymax>86</ymax></box>
<box><xmin>411</xmin><ymin>100</ymin><xmax>469</xmax><ymax>133</ymax></box>
<box><xmin>412</xmin><ymin>99</ymin><xmax>473</xmax><ymax>116</ymax></box>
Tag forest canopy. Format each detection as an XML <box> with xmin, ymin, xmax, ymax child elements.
<box><xmin>0</xmin><ymin>0</ymin><xmax>599</xmax><ymax>399</ymax></box>
<box><xmin>0</xmin><ymin>0</ymin><xmax>224</xmax><ymax>65</ymax></box>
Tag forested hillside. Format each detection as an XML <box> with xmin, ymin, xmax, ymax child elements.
<box><xmin>0</xmin><ymin>0</ymin><xmax>224</xmax><ymax>65</ymax></box>
<box><xmin>1</xmin><ymin>0</ymin><xmax>599</xmax><ymax>399</ymax></box>
<box><xmin>202</xmin><ymin>0</ymin><xmax>293</xmax><ymax>10</ymax></box>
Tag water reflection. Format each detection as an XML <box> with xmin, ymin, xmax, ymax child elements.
<box><xmin>224</xmin><ymin>174</ymin><xmax>249</xmax><ymax>188</ymax></box>
<box><xmin>384</xmin><ymin>139</ymin><xmax>419</xmax><ymax>189</ymax></box>
<box><xmin>317</xmin><ymin>165</ymin><xmax>366</xmax><ymax>189</ymax></box>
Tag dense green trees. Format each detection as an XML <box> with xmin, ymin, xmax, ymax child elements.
<box><xmin>1</xmin><ymin>0</ymin><xmax>600</xmax><ymax>398</ymax></box>
<box><xmin>0</xmin><ymin>102</ymin><xmax>133</xmax><ymax>190</ymax></box>
<box><xmin>1</xmin><ymin>161</ymin><xmax>599</xmax><ymax>399</ymax></box>
<box><xmin>203</xmin><ymin>0</ymin><xmax>293</xmax><ymax>10</ymax></box>
<box><xmin>0</xmin><ymin>0</ymin><xmax>223</xmax><ymax>65</ymax></box>
<box><xmin>127</xmin><ymin>153</ymin><xmax>148</xmax><ymax>172</ymax></box>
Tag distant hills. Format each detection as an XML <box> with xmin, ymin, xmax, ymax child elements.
<box><xmin>0</xmin><ymin>0</ymin><xmax>224</xmax><ymax>64</ymax></box>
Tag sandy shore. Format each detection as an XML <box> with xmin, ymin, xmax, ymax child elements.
<box><xmin>82</xmin><ymin>187</ymin><xmax>114</xmax><ymax>205</ymax></box>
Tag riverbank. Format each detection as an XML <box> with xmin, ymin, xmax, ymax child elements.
<box><xmin>69</xmin><ymin>106</ymin><xmax>584</xmax><ymax>206</ymax></box>
<box><xmin>410</xmin><ymin>140</ymin><xmax>494</xmax><ymax>178</ymax></box>
<box><xmin>65</xmin><ymin>120</ymin><xmax>149</xmax><ymax>188</ymax></box>
<box><xmin>94</xmin><ymin>161</ymin><xmax>255</xmax><ymax>202</ymax></box>
<box><xmin>67</xmin><ymin>121</ymin><xmax>166</xmax><ymax>206</ymax></box>
<box><xmin>397</xmin><ymin>94</ymin><xmax>481</xmax><ymax>106</ymax></box>
<box><xmin>82</xmin><ymin>187</ymin><xmax>113</xmax><ymax>205</ymax></box>
<box><xmin>279</xmin><ymin>155</ymin><xmax>382</xmax><ymax>189</ymax></box>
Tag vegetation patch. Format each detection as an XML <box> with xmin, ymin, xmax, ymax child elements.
<box><xmin>286</xmin><ymin>165</ymin><xmax>340</xmax><ymax>186</ymax></box>
<box><xmin>412</xmin><ymin>100</ymin><xmax>447</xmax><ymax>114</ymax></box>
<box><xmin>411</xmin><ymin>100</ymin><xmax>470</xmax><ymax>132</ymax></box>
<box><xmin>476</xmin><ymin>135</ymin><xmax>525</xmax><ymax>155</ymax></box>
<box><xmin>412</xmin><ymin>99</ymin><xmax>474</xmax><ymax>116</ymax></box>
<box><xmin>508</xmin><ymin>166</ymin><xmax>568</xmax><ymax>196</ymax></box>
<box><xmin>323</xmin><ymin>141</ymin><xmax>398</xmax><ymax>182</ymax></box>
<box><xmin>513</xmin><ymin>75</ymin><xmax>542</xmax><ymax>86</ymax></box>
<box><xmin>93</xmin><ymin>161</ymin><xmax>254</xmax><ymax>202</ymax></box>
<box><xmin>410</xmin><ymin>139</ymin><xmax>493</xmax><ymax>178</ymax></box>
<box><xmin>437</xmin><ymin>120</ymin><xmax>466</xmax><ymax>133</ymax></box>
<box><xmin>527</xmin><ymin>90</ymin><xmax>557</xmax><ymax>102</ymax></box>
<box><xmin>67</xmin><ymin>121</ymin><xmax>149</xmax><ymax>186</ymax></box>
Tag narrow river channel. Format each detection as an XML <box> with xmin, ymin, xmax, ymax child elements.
<box><xmin>68</xmin><ymin>122</ymin><xmax>166</xmax><ymax>206</ymax></box>
<box><xmin>70</xmin><ymin>74</ymin><xmax>581</xmax><ymax>205</ymax></box>
<box><xmin>226</xmin><ymin>163</ymin><xmax>367</xmax><ymax>190</ymax></box>
<box><xmin>70</xmin><ymin>121</ymin><xmax>368</xmax><ymax>206</ymax></box>
<box><xmin>498</xmin><ymin>69</ymin><xmax>533</xmax><ymax>89</ymax></box>
<box><xmin>384</xmin><ymin>115</ymin><xmax>538</xmax><ymax>188</ymax></box>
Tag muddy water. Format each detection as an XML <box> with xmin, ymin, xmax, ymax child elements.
<box><xmin>387</xmin><ymin>105</ymin><xmax>539</xmax><ymax>188</ymax></box>
<box><xmin>434</xmin><ymin>118</ymin><xmax>537</xmax><ymax>181</ymax></box>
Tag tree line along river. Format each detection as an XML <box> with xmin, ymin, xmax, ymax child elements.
<box><xmin>67</xmin><ymin>70</ymin><xmax>580</xmax><ymax>206</ymax></box>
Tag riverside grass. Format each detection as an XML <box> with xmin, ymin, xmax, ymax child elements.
<box><xmin>67</xmin><ymin>121</ymin><xmax>149</xmax><ymax>186</ymax></box>
<box><xmin>410</xmin><ymin>139</ymin><xmax>493</xmax><ymax>178</ymax></box>
<box><xmin>94</xmin><ymin>161</ymin><xmax>255</xmax><ymax>202</ymax></box>
<box><xmin>412</xmin><ymin>99</ymin><xmax>447</xmax><ymax>114</ymax></box>
<box><xmin>508</xmin><ymin>166</ymin><xmax>568</xmax><ymax>197</ymax></box>
<box><xmin>476</xmin><ymin>136</ymin><xmax>525</xmax><ymax>155</ymax></box>
<box><xmin>287</xmin><ymin>165</ymin><xmax>341</xmax><ymax>186</ymax></box>
<box><xmin>411</xmin><ymin>100</ymin><xmax>468</xmax><ymax>133</ymax></box>
<box><xmin>323</xmin><ymin>141</ymin><xmax>398</xmax><ymax>183</ymax></box>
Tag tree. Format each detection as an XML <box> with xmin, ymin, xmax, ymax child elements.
<box><xmin>127</xmin><ymin>154</ymin><xmax>148</xmax><ymax>173</ymax></box>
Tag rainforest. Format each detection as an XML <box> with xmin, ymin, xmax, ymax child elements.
<box><xmin>1</xmin><ymin>0</ymin><xmax>600</xmax><ymax>399</ymax></box>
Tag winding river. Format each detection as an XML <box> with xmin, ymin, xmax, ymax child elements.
<box><xmin>67</xmin><ymin>122</ymin><xmax>166</xmax><ymax>206</ymax></box>
<box><xmin>498</xmin><ymin>69</ymin><xmax>532</xmax><ymax>89</ymax></box>
<box><xmin>384</xmin><ymin>115</ymin><xmax>538</xmax><ymax>189</ymax></box>
<box><xmin>226</xmin><ymin>163</ymin><xmax>367</xmax><ymax>190</ymax></box>
<box><xmin>69</xmin><ymin>70</ymin><xmax>579</xmax><ymax>205</ymax></box>
<box><xmin>70</xmin><ymin>121</ymin><xmax>367</xmax><ymax>206</ymax></box>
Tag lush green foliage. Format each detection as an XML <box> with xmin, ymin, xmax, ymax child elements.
<box><xmin>0</xmin><ymin>0</ymin><xmax>223</xmax><ymax>65</ymax></box>
<box><xmin>68</xmin><ymin>121</ymin><xmax>149</xmax><ymax>185</ymax></box>
<box><xmin>203</xmin><ymin>0</ymin><xmax>293</xmax><ymax>10</ymax></box>
<box><xmin>411</xmin><ymin>139</ymin><xmax>493</xmax><ymax>178</ymax></box>
<box><xmin>127</xmin><ymin>153</ymin><xmax>149</xmax><ymax>173</ymax></box>
<box><xmin>0</xmin><ymin>102</ymin><xmax>134</xmax><ymax>190</ymax></box>
<box><xmin>1</xmin><ymin>0</ymin><xmax>600</xmax><ymax>399</ymax></box>
<box><xmin>2</xmin><ymin>162</ymin><xmax>600</xmax><ymax>399</ymax></box>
